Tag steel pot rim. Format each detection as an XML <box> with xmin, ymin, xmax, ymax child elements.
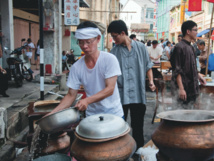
<box><xmin>157</xmin><ymin>110</ymin><xmax>214</xmax><ymax>123</ymax></box>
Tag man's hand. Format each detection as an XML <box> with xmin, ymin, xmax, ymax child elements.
<box><xmin>149</xmin><ymin>82</ymin><xmax>156</xmax><ymax>91</ymax></box>
<box><xmin>179</xmin><ymin>89</ymin><xmax>187</xmax><ymax>101</ymax></box>
<box><xmin>198</xmin><ymin>74</ymin><xmax>206</xmax><ymax>85</ymax></box>
<box><xmin>75</xmin><ymin>99</ymin><xmax>89</xmax><ymax>111</ymax></box>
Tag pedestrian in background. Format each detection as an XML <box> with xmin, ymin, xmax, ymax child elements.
<box><xmin>62</xmin><ymin>50</ymin><xmax>68</xmax><ymax>71</ymax></box>
<box><xmin>129</xmin><ymin>34</ymin><xmax>137</xmax><ymax>41</ymax></box>
<box><xmin>162</xmin><ymin>41</ymin><xmax>171</xmax><ymax>60</ymax></box>
<box><xmin>146</xmin><ymin>40</ymin><xmax>152</xmax><ymax>51</ymax></box>
<box><xmin>148</xmin><ymin>40</ymin><xmax>162</xmax><ymax>63</ymax></box>
<box><xmin>197</xmin><ymin>40</ymin><xmax>211</xmax><ymax>75</ymax></box>
<box><xmin>107</xmin><ymin>20</ymin><xmax>156</xmax><ymax>151</ymax></box>
<box><xmin>163</xmin><ymin>38</ymin><xmax>168</xmax><ymax>48</ymax></box>
<box><xmin>160</xmin><ymin>39</ymin><xmax>164</xmax><ymax>49</ymax></box>
<box><xmin>178</xmin><ymin>34</ymin><xmax>183</xmax><ymax>43</ymax></box>
<box><xmin>170</xmin><ymin>20</ymin><xmax>206</xmax><ymax>108</ymax></box>
<box><xmin>25</xmin><ymin>38</ymin><xmax>35</xmax><ymax>64</ymax></box>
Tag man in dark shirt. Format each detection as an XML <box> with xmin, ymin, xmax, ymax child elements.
<box><xmin>171</xmin><ymin>20</ymin><xmax>206</xmax><ymax>107</ymax></box>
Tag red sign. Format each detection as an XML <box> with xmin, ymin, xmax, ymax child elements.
<box><xmin>162</xmin><ymin>32</ymin><xmax>165</xmax><ymax>36</ymax></box>
<box><xmin>207</xmin><ymin>0</ymin><xmax>214</xmax><ymax>3</ymax></box>
<box><xmin>188</xmin><ymin>0</ymin><xmax>202</xmax><ymax>11</ymax></box>
<box><xmin>212</xmin><ymin>30</ymin><xmax>214</xmax><ymax>40</ymax></box>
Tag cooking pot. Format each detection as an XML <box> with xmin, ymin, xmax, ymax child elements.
<box><xmin>71</xmin><ymin>114</ymin><xmax>136</xmax><ymax>161</ymax></box>
<box><xmin>152</xmin><ymin>110</ymin><xmax>214</xmax><ymax>161</ymax></box>
<box><xmin>33</xmin><ymin>153</ymin><xmax>71</xmax><ymax>161</ymax></box>
<box><xmin>36</xmin><ymin>107</ymin><xmax>80</xmax><ymax>134</ymax></box>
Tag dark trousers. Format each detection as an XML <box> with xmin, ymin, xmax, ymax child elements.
<box><xmin>62</xmin><ymin>62</ymin><xmax>68</xmax><ymax>71</ymax></box>
<box><xmin>123</xmin><ymin>103</ymin><xmax>146</xmax><ymax>149</ymax></box>
<box><xmin>152</xmin><ymin>68</ymin><xmax>163</xmax><ymax>79</ymax></box>
<box><xmin>0</xmin><ymin>72</ymin><xmax>8</xmax><ymax>94</ymax></box>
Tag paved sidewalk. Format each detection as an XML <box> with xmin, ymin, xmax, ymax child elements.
<box><xmin>0</xmin><ymin>66</ymin><xmax>61</xmax><ymax>161</ymax></box>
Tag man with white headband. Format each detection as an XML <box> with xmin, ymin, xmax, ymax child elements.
<box><xmin>49</xmin><ymin>21</ymin><xmax>124</xmax><ymax>118</ymax></box>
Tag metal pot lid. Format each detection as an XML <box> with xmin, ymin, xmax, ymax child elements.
<box><xmin>75</xmin><ymin>114</ymin><xmax>130</xmax><ymax>139</ymax></box>
<box><xmin>157</xmin><ymin>110</ymin><xmax>214</xmax><ymax>123</ymax></box>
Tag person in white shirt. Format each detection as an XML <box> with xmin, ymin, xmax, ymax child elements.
<box><xmin>49</xmin><ymin>21</ymin><xmax>124</xmax><ymax>118</ymax></box>
<box><xmin>159</xmin><ymin>39</ymin><xmax>164</xmax><ymax>49</ymax></box>
<box><xmin>162</xmin><ymin>41</ymin><xmax>171</xmax><ymax>60</ymax></box>
<box><xmin>25</xmin><ymin>38</ymin><xmax>35</xmax><ymax>63</ymax></box>
<box><xmin>148</xmin><ymin>40</ymin><xmax>162</xmax><ymax>63</ymax></box>
<box><xmin>148</xmin><ymin>40</ymin><xmax>163</xmax><ymax>78</ymax></box>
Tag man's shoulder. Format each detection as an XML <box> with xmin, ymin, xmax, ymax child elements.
<box><xmin>133</xmin><ymin>40</ymin><xmax>146</xmax><ymax>48</ymax></box>
<box><xmin>72</xmin><ymin>56</ymin><xmax>84</xmax><ymax>68</ymax></box>
<box><xmin>100</xmin><ymin>51</ymin><xmax>118</xmax><ymax>61</ymax></box>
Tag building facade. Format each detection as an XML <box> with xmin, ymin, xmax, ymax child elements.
<box><xmin>156</xmin><ymin>0</ymin><xmax>180</xmax><ymax>40</ymax></box>
<box><xmin>120</xmin><ymin>0</ymin><xmax>155</xmax><ymax>41</ymax></box>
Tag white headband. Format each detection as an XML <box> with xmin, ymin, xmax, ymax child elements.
<box><xmin>75</xmin><ymin>27</ymin><xmax>101</xmax><ymax>40</ymax></box>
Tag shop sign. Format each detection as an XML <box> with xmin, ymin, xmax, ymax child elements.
<box><xmin>64</xmin><ymin>0</ymin><xmax>79</xmax><ymax>26</ymax></box>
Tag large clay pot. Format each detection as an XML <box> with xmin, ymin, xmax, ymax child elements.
<box><xmin>152</xmin><ymin>110</ymin><xmax>214</xmax><ymax>161</ymax></box>
<box><xmin>71</xmin><ymin>134</ymin><xmax>136</xmax><ymax>161</ymax></box>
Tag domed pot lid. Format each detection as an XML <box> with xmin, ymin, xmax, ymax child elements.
<box><xmin>75</xmin><ymin>114</ymin><xmax>130</xmax><ymax>139</ymax></box>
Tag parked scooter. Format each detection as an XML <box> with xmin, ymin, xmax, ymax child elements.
<box><xmin>5</xmin><ymin>42</ymin><xmax>33</xmax><ymax>87</ymax></box>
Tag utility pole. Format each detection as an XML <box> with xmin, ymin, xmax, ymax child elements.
<box><xmin>39</xmin><ymin>0</ymin><xmax>44</xmax><ymax>100</ymax></box>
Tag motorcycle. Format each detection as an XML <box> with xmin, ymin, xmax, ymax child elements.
<box><xmin>5</xmin><ymin>44</ymin><xmax>33</xmax><ymax>87</ymax></box>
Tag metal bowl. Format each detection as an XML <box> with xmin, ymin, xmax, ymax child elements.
<box><xmin>36</xmin><ymin>107</ymin><xmax>80</xmax><ymax>134</ymax></box>
<box><xmin>76</xmin><ymin>114</ymin><xmax>130</xmax><ymax>139</ymax></box>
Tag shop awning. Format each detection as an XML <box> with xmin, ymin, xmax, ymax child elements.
<box><xmin>197</xmin><ymin>28</ymin><xmax>214</xmax><ymax>37</ymax></box>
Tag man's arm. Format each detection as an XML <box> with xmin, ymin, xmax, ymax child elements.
<box><xmin>154</xmin><ymin>54</ymin><xmax>162</xmax><ymax>60</ymax></box>
<box><xmin>176</xmin><ymin>74</ymin><xmax>186</xmax><ymax>101</ymax></box>
<box><xmin>75</xmin><ymin>76</ymin><xmax>118</xmax><ymax>111</ymax></box>
<box><xmin>198</xmin><ymin>73</ymin><xmax>206</xmax><ymax>85</ymax></box>
<box><xmin>166</xmin><ymin>51</ymin><xmax>170</xmax><ymax>60</ymax></box>
<box><xmin>48</xmin><ymin>88</ymin><xmax>78</xmax><ymax>115</ymax></box>
<box><xmin>147</xmin><ymin>69</ymin><xmax>156</xmax><ymax>91</ymax></box>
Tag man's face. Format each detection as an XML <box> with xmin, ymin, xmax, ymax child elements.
<box><xmin>188</xmin><ymin>26</ymin><xmax>198</xmax><ymax>40</ymax></box>
<box><xmin>111</xmin><ymin>32</ymin><xmax>125</xmax><ymax>45</ymax></box>
<box><xmin>153</xmin><ymin>44</ymin><xmax>158</xmax><ymax>49</ymax></box>
<box><xmin>178</xmin><ymin>36</ymin><xmax>182</xmax><ymax>42</ymax></box>
<box><xmin>78</xmin><ymin>36</ymin><xmax>100</xmax><ymax>54</ymax></box>
<box><xmin>198</xmin><ymin>44</ymin><xmax>205</xmax><ymax>51</ymax></box>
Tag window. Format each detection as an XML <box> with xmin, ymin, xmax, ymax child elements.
<box><xmin>146</xmin><ymin>8</ymin><xmax>154</xmax><ymax>19</ymax></box>
<box><xmin>150</xmin><ymin>12</ymin><xmax>154</xmax><ymax>19</ymax></box>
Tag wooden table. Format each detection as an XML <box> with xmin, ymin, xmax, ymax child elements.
<box><xmin>200</xmin><ymin>82</ymin><xmax>214</xmax><ymax>94</ymax></box>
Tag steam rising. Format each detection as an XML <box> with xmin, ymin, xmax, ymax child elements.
<box><xmin>157</xmin><ymin>80</ymin><xmax>214</xmax><ymax>121</ymax></box>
